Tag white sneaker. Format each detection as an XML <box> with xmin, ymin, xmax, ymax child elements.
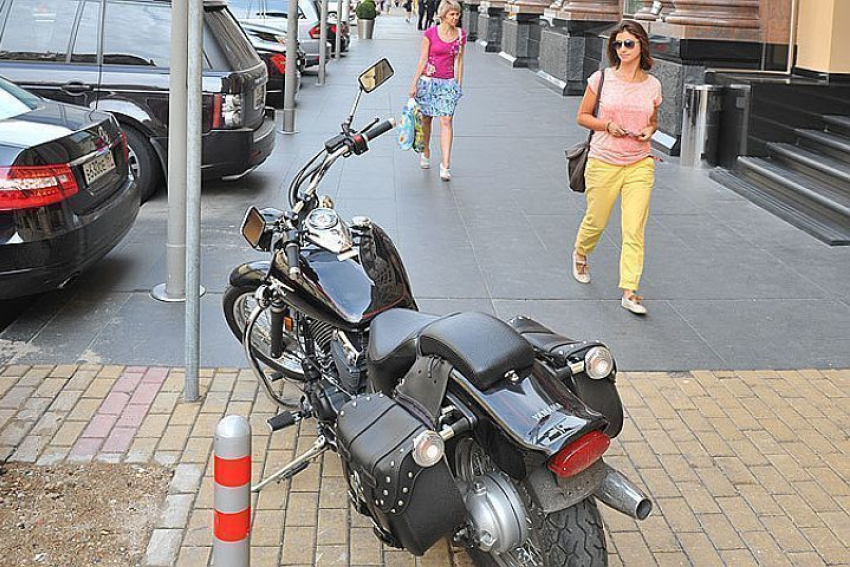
<box><xmin>621</xmin><ymin>294</ymin><xmax>647</xmax><ymax>315</ymax></box>
<box><xmin>571</xmin><ymin>250</ymin><xmax>590</xmax><ymax>284</ymax></box>
<box><xmin>440</xmin><ymin>165</ymin><xmax>451</xmax><ymax>181</ymax></box>
<box><xmin>420</xmin><ymin>154</ymin><xmax>430</xmax><ymax>169</ymax></box>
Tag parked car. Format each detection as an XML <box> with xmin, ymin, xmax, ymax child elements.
<box><xmin>228</xmin><ymin>0</ymin><xmax>349</xmax><ymax>68</ymax></box>
<box><xmin>0</xmin><ymin>77</ymin><xmax>139</xmax><ymax>300</ymax></box>
<box><xmin>0</xmin><ymin>0</ymin><xmax>275</xmax><ymax>201</ymax></box>
<box><xmin>241</xmin><ymin>22</ymin><xmax>306</xmax><ymax>106</ymax></box>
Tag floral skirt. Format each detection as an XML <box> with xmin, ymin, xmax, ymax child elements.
<box><xmin>415</xmin><ymin>76</ymin><xmax>462</xmax><ymax>117</ymax></box>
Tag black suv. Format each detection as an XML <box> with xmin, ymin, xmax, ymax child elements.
<box><xmin>0</xmin><ymin>0</ymin><xmax>275</xmax><ymax>200</ymax></box>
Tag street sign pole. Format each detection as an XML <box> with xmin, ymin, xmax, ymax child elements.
<box><xmin>333</xmin><ymin>0</ymin><xmax>341</xmax><ymax>60</ymax></box>
<box><xmin>184</xmin><ymin>0</ymin><xmax>204</xmax><ymax>402</ymax></box>
<box><xmin>282</xmin><ymin>0</ymin><xmax>299</xmax><ymax>133</ymax></box>
<box><xmin>318</xmin><ymin>0</ymin><xmax>329</xmax><ymax>85</ymax></box>
<box><xmin>151</xmin><ymin>0</ymin><xmax>188</xmax><ymax>303</ymax></box>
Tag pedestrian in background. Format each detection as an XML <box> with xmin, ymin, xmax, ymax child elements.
<box><xmin>417</xmin><ymin>0</ymin><xmax>429</xmax><ymax>30</ymax></box>
<box><xmin>572</xmin><ymin>20</ymin><xmax>661</xmax><ymax>315</ymax></box>
<box><xmin>404</xmin><ymin>0</ymin><xmax>413</xmax><ymax>22</ymax></box>
<box><xmin>425</xmin><ymin>0</ymin><xmax>437</xmax><ymax>28</ymax></box>
<box><xmin>408</xmin><ymin>0</ymin><xmax>465</xmax><ymax>181</ymax></box>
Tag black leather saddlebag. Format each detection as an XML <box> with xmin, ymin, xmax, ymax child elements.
<box><xmin>336</xmin><ymin>393</ymin><xmax>466</xmax><ymax>555</ymax></box>
<box><xmin>508</xmin><ymin>316</ymin><xmax>624</xmax><ymax>438</ymax></box>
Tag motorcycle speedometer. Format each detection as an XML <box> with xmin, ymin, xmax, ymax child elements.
<box><xmin>307</xmin><ymin>208</ymin><xmax>340</xmax><ymax>230</ymax></box>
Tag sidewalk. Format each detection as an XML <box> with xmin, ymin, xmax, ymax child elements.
<box><xmin>2</xmin><ymin>363</ymin><xmax>849</xmax><ymax>566</ymax></box>
<box><xmin>1</xmin><ymin>11</ymin><xmax>848</xmax><ymax>371</ymax></box>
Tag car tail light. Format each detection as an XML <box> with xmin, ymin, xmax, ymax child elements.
<box><xmin>547</xmin><ymin>431</ymin><xmax>610</xmax><ymax>478</ymax></box>
<box><xmin>0</xmin><ymin>164</ymin><xmax>80</xmax><ymax>211</ymax></box>
<box><xmin>309</xmin><ymin>24</ymin><xmax>320</xmax><ymax>39</ymax></box>
<box><xmin>270</xmin><ymin>53</ymin><xmax>287</xmax><ymax>74</ymax></box>
<box><xmin>212</xmin><ymin>93</ymin><xmax>242</xmax><ymax>130</ymax></box>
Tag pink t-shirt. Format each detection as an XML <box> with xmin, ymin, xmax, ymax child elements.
<box><xmin>587</xmin><ymin>68</ymin><xmax>662</xmax><ymax>166</ymax></box>
<box><xmin>423</xmin><ymin>26</ymin><xmax>466</xmax><ymax>80</ymax></box>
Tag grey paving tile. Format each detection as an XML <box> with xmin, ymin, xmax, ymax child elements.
<box><xmin>670</xmin><ymin>299</ymin><xmax>850</xmax><ymax>369</ymax></box>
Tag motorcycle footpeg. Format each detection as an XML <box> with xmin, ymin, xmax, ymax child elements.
<box><xmin>269</xmin><ymin>370</ymin><xmax>286</xmax><ymax>382</ymax></box>
<box><xmin>267</xmin><ymin>411</ymin><xmax>300</xmax><ymax>432</ymax></box>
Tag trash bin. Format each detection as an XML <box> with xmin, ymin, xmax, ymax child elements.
<box><xmin>680</xmin><ymin>84</ymin><xmax>724</xmax><ymax>168</ymax></box>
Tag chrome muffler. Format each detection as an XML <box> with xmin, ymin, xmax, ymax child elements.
<box><xmin>594</xmin><ymin>464</ymin><xmax>653</xmax><ymax>520</ymax></box>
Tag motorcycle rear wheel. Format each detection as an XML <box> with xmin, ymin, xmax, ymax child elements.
<box><xmin>222</xmin><ymin>284</ymin><xmax>306</xmax><ymax>380</ymax></box>
<box><xmin>455</xmin><ymin>439</ymin><xmax>607</xmax><ymax>567</ymax></box>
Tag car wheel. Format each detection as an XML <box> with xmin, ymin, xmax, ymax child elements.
<box><xmin>123</xmin><ymin>125</ymin><xmax>161</xmax><ymax>202</ymax></box>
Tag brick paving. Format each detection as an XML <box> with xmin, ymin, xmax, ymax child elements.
<box><xmin>1</xmin><ymin>363</ymin><xmax>849</xmax><ymax>566</ymax></box>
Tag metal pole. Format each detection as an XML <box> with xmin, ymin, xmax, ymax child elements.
<box><xmin>214</xmin><ymin>415</ymin><xmax>252</xmax><ymax>566</ymax></box>
<box><xmin>282</xmin><ymin>0</ymin><xmax>299</xmax><ymax>132</ymax></box>
<box><xmin>150</xmin><ymin>0</ymin><xmax>188</xmax><ymax>303</ymax></box>
<box><xmin>184</xmin><ymin>0</ymin><xmax>204</xmax><ymax>402</ymax></box>
<box><xmin>333</xmin><ymin>0</ymin><xmax>341</xmax><ymax>60</ymax></box>
<box><xmin>318</xmin><ymin>0</ymin><xmax>328</xmax><ymax>85</ymax></box>
<box><xmin>340</xmin><ymin>0</ymin><xmax>350</xmax><ymax>57</ymax></box>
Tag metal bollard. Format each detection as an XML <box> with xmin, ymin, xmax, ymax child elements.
<box><xmin>214</xmin><ymin>415</ymin><xmax>252</xmax><ymax>566</ymax></box>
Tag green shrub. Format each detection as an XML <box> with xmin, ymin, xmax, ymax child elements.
<box><xmin>355</xmin><ymin>0</ymin><xmax>377</xmax><ymax>19</ymax></box>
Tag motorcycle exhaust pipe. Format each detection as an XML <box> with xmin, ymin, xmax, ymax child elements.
<box><xmin>594</xmin><ymin>464</ymin><xmax>653</xmax><ymax>521</ymax></box>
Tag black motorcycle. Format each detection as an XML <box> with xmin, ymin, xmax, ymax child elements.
<box><xmin>224</xmin><ymin>59</ymin><xmax>652</xmax><ymax>567</ymax></box>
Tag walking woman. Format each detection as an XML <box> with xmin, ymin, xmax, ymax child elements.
<box><xmin>572</xmin><ymin>20</ymin><xmax>661</xmax><ymax>315</ymax></box>
<box><xmin>408</xmin><ymin>0</ymin><xmax>465</xmax><ymax>181</ymax></box>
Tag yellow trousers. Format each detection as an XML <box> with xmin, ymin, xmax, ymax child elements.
<box><xmin>575</xmin><ymin>157</ymin><xmax>654</xmax><ymax>291</ymax></box>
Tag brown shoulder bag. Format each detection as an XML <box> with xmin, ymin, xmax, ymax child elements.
<box><xmin>565</xmin><ymin>69</ymin><xmax>606</xmax><ymax>193</ymax></box>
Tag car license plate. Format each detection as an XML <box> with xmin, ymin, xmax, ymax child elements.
<box><xmin>83</xmin><ymin>152</ymin><xmax>116</xmax><ymax>186</ymax></box>
<box><xmin>254</xmin><ymin>84</ymin><xmax>266</xmax><ymax>110</ymax></box>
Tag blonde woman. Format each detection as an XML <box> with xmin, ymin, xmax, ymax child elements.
<box><xmin>408</xmin><ymin>0</ymin><xmax>465</xmax><ymax>181</ymax></box>
<box><xmin>573</xmin><ymin>20</ymin><xmax>661</xmax><ymax>315</ymax></box>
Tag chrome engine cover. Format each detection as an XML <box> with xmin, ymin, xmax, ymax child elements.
<box><xmin>462</xmin><ymin>472</ymin><xmax>529</xmax><ymax>555</ymax></box>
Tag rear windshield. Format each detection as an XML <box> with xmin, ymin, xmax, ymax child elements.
<box><xmin>204</xmin><ymin>6</ymin><xmax>262</xmax><ymax>72</ymax></box>
<box><xmin>0</xmin><ymin>77</ymin><xmax>39</xmax><ymax>120</ymax></box>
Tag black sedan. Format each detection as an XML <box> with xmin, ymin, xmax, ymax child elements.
<box><xmin>241</xmin><ymin>23</ymin><xmax>306</xmax><ymax>107</ymax></box>
<box><xmin>0</xmin><ymin>77</ymin><xmax>139</xmax><ymax>300</ymax></box>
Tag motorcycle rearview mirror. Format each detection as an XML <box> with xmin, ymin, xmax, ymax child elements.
<box><xmin>344</xmin><ymin>59</ymin><xmax>394</xmax><ymax>133</ymax></box>
<box><xmin>358</xmin><ymin>58</ymin><xmax>394</xmax><ymax>93</ymax></box>
<box><xmin>241</xmin><ymin>206</ymin><xmax>267</xmax><ymax>249</ymax></box>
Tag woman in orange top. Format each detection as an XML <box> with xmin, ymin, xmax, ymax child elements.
<box><xmin>572</xmin><ymin>20</ymin><xmax>662</xmax><ymax>315</ymax></box>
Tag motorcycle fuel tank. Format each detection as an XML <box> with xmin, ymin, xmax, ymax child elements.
<box><xmin>270</xmin><ymin>223</ymin><xmax>417</xmax><ymax>330</ymax></box>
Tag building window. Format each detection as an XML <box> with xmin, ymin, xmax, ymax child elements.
<box><xmin>623</xmin><ymin>0</ymin><xmax>643</xmax><ymax>16</ymax></box>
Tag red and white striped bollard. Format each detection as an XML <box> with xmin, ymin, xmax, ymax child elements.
<box><xmin>214</xmin><ymin>415</ymin><xmax>252</xmax><ymax>566</ymax></box>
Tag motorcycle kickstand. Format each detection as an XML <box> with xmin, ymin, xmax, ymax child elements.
<box><xmin>251</xmin><ymin>435</ymin><xmax>329</xmax><ymax>493</ymax></box>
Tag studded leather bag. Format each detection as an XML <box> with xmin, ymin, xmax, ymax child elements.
<box><xmin>565</xmin><ymin>69</ymin><xmax>605</xmax><ymax>193</ymax></box>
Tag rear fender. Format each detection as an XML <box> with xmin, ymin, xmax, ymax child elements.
<box><xmin>448</xmin><ymin>361</ymin><xmax>608</xmax><ymax>479</ymax></box>
<box><xmin>229</xmin><ymin>260</ymin><xmax>271</xmax><ymax>288</ymax></box>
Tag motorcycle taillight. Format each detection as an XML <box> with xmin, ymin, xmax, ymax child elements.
<box><xmin>547</xmin><ymin>430</ymin><xmax>610</xmax><ymax>478</ymax></box>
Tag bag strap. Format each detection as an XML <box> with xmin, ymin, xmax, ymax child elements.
<box><xmin>587</xmin><ymin>68</ymin><xmax>606</xmax><ymax>144</ymax></box>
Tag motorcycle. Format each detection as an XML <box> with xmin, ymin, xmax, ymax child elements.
<box><xmin>224</xmin><ymin>58</ymin><xmax>653</xmax><ymax>567</ymax></box>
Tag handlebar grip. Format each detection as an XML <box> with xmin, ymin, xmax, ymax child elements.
<box><xmin>269</xmin><ymin>301</ymin><xmax>286</xmax><ymax>359</ymax></box>
<box><xmin>285</xmin><ymin>241</ymin><xmax>301</xmax><ymax>278</ymax></box>
<box><xmin>362</xmin><ymin>118</ymin><xmax>396</xmax><ymax>142</ymax></box>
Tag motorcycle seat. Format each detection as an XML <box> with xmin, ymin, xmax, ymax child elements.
<box><xmin>367</xmin><ymin>308</ymin><xmax>441</xmax><ymax>394</ymax></box>
<box><xmin>418</xmin><ymin>312</ymin><xmax>535</xmax><ymax>391</ymax></box>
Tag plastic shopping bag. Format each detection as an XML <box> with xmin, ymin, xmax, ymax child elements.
<box><xmin>397</xmin><ymin>98</ymin><xmax>417</xmax><ymax>151</ymax></box>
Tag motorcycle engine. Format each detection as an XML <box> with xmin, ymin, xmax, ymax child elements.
<box><xmin>461</xmin><ymin>472</ymin><xmax>529</xmax><ymax>554</ymax></box>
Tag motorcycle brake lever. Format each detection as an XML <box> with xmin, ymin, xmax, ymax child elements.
<box><xmin>360</xmin><ymin>117</ymin><xmax>380</xmax><ymax>132</ymax></box>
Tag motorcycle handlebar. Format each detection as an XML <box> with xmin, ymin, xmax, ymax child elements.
<box><xmin>285</xmin><ymin>240</ymin><xmax>301</xmax><ymax>278</ymax></box>
<box><xmin>362</xmin><ymin>118</ymin><xmax>396</xmax><ymax>143</ymax></box>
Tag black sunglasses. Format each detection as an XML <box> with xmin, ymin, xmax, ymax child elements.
<box><xmin>614</xmin><ymin>39</ymin><xmax>637</xmax><ymax>50</ymax></box>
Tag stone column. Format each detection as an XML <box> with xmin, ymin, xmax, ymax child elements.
<box><xmin>500</xmin><ymin>0</ymin><xmax>550</xmax><ymax>67</ymax></box>
<box><xmin>477</xmin><ymin>0</ymin><xmax>509</xmax><ymax>53</ymax></box>
<box><xmin>664</xmin><ymin>0</ymin><xmax>760</xmax><ymax>32</ymax></box>
<box><xmin>536</xmin><ymin>0</ymin><xmax>620</xmax><ymax>95</ymax></box>
<box><xmin>463</xmin><ymin>0</ymin><xmax>481</xmax><ymax>41</ymax></box>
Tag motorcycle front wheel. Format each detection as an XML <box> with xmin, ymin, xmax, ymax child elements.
<box><xmin>222</xmin><ymin>284</ymin><xmax>306</xmax><ymax>380</ymax></box>
<box><xmin>455</xmin><ymin>438</ymin><xmax>608</xmax><ymax>567</ymax></box>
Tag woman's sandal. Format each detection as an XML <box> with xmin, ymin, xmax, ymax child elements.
<box><xmin>571</xmin><ymin>250</ymin><xmax>590</xmax><ymax>284</ymax></box>
<box><xmin>621</xmin><ymin>293</ymin><xmax>647</xmax><ymax>315</ymax></box>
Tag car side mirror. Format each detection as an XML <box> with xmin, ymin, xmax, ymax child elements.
<box><xmin>358</xmin><ymin>58</ymin><xmax>394</xmax><ymax>93</ymax></box>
